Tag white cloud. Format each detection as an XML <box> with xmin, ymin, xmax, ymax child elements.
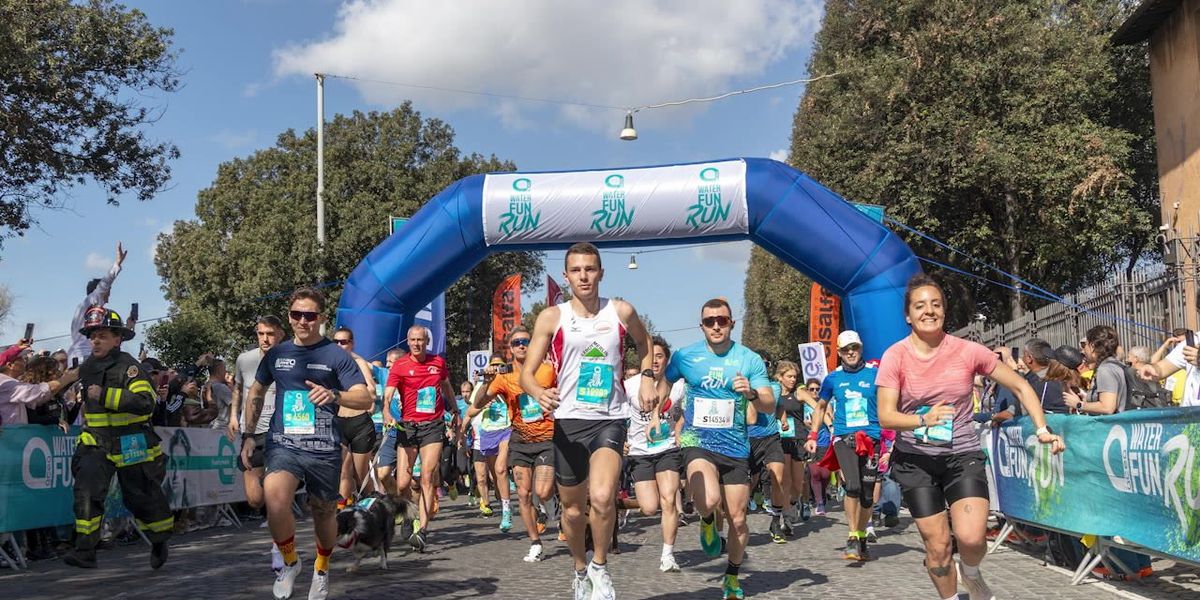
<box><xmin>272</xmin><ymin>1</ymin><xmax>823</xmax><ymax>131</ymax></box>
<box><xmin>691</xmin><ymin>240</ymin><xmax>752</xmax><ymax>264</ymax></box>
<box><xmin>769</xmin><ymin>147</ymin><xmax>789</xmax><ymax>162</ymax></box>
<box><xmin>208</xmin><ymin>129</ymin><xmax>258</xmax><ymax>150</ymax></box>
<box><xmin>84</xmin><ymin>252</ymin><xmax>111</xmax><ymax>272</ymax></box>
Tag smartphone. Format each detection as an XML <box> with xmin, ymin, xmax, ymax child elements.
<box><xmin>1187</xmin><ymin>331</ymin><xmax>1196</xmax><ymax>349</ymax></box>
<box><xmin>1011</xmin><ymin>347</ymin><xmax>1020</xmax><ymax>361</ymax></box>
<box><xmin>71</xmin><ymin>357</ymin><xmax>79</xmax><ymax>368</ymax></box>
<box><xmin>129</xmin><ymin>302</ymin><xmax>139</xmax><ymax>322</ymax></box>
<box><xmin>496</xmin><ymin>364</ymin><xmax>513</xmax><ymax>374</ymax></box>
<box><xmin>24</xmin><ymin>322</ymin><xmax>34</xmax><ymax>341</ymax></box>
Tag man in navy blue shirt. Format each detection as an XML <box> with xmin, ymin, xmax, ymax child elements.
<box><xmin>241</xmin><ymin>288</ymin><xmax>370</xmax><ymax>600</ymax></box>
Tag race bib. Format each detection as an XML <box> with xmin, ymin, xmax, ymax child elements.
<box><xmin>914</xmin><ymin>405</ymin><xmax>953</xmax><ymax>445</ymax></box>
<box><xmin>692</xmin><ymin>396</ymin><xmax>735</xmax><ymax>429</ymax></box>
<box><xmin>576</xmin><ymin>361</ymin><xmax>613</xmax><ymax>407</ymax></box>
<box><xmin>519</xmin><ymin>394</ymin><xmax>543</xmax><ymax>422</ymax></box>
<box><xmin>646</xmin><ymin>421</ymin><xmax>672</xmax><ymax>448</ymax></box>
<box><xmin>282</xmin><ymin>390</ymin><xmax>315</xmax><ymax>435</ymax></box>
<box><xmin>119</xmin><ymin>433</ymin><xmax>148</xmax><ymax>464</ymax></box>
<box><xmin>416</xmin><ymin>386</ymin><xmax>438</xmax><ymax>414</ymax></box>
<box><xmin>481</xmin><ymin>400</ymin><xmax>510</xmax><ymax>431</ymax></box>
<box><xmin>844</xmin><ymin>391</ymin><xmax>869</xmax><ymax>429</ymax></box>
<box><xmin>780</xmin><ymin>416</ymin><xmax>797</xmax><ymax>439</ymax></box>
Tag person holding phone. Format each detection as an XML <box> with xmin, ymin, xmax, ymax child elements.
<box><xmin>876</xmin><ymin>274</ymin><xmax>1064</xmax><ymax>600</ymax></box>
<box><xmin>465</xmin><ymin>352</ymin><xmax>515</xmax><ymax>529</ymax></box>
<box><xmin>1138</xmin><ymin>328</ymin><xmax>1200</xmax><ymax>408</ymax></box>
<box><xmin>1</xmin><ymin>340</ymin><xmax>79</xmax><ymax>425</ymax></box>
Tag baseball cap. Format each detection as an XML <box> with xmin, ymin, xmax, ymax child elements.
<box><xmin>837</xmin><ymin>330</ymin><xmax>863</xmax><ymax>349</ymax></box>
<box><xmin>1054</xmin><ymin>345</ymin><xmax>1085</xmax><ymax>370</ymax></box>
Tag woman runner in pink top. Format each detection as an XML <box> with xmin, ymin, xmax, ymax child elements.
<box><xmin>877</xmin><ymin>274</ymin><xmax>1064</xmax><ymax>600</ymax></box>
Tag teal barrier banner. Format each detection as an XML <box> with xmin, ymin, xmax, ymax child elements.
<box><xmin>0</xmin><ymin>425</ymin><xmax>244</xmax><ymax>533</ymax></box>
<box><xmin>991</xmin><ymin>408</ymin><xmax>1200</xmax><ymax>564</ymax></box>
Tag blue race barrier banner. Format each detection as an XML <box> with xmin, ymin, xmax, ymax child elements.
<box><xmin>0</xmin><ymin>425</ymin><xmax>244</xmax><ymax>533</ymax></box>
<box><xmin>990</xmin><ymin>408</ymin><xmax>1200</xmax><ymax>564</ymax></box>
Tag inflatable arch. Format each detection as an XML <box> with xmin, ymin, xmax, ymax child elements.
<box><xmin>336</xmin><ymin>158</ymin><xmax>921</xmax><ymax>362</ymax></box>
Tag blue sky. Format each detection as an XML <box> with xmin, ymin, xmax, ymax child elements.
<box><xmin>2</xmin><ymin>0</ymin><xmax>824</xmax><ymax>356</ymax></box>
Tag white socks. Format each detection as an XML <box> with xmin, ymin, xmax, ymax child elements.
<box><xmin>661</xmin><ymin>544</ymin><xmax>673</xmax><ymax>558</ymax></box>
<box><xmin>960</xmin><ymin>561</ymin><xmax>980</xmax><ymax>577</ymax></box>
<box><xmin>502</xmin><ymin>499</ymin><xmax>511</xmax><ymax>512</ymax></box>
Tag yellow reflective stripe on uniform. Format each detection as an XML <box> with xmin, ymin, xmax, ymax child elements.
<box><xmin>104</xmin><ymin>387</ymin><xmax>122</xmax><ymax>411</ymax></box>
<box><xmin>84</xmin><ymin>412</ymin><xmax>151</xmax><ymax>427</ymax></box>
<box><xmin>135</xmin><ymin>516</ymin><xmax>174</xmax><ymax>533</ymax></box>
<box><xmin>128</xmin><ymin>381</ymin><xmax>154</xmax><ymax>395</ymax></box>
<box><xmin>106</xmin><ymin>444</ymin><xmax>163</xmax><ymax>467</ymax></box>
<box><xmin>78</xmin><ymin>431</ymin><xmax>98</xmax><ymax>446</ymax></box>
<box><xmin>75</xmin><ymin>517</ymin><xmax>102</xmax><ymax>534</ymax></box>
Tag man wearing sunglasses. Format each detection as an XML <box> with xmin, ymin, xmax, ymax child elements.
<box><xmin>522</xmin><ymin>242</ymin><xmax>656</xmax><ymax>600</ymax></box>
<box><xmin>383</xmin><ymin>324</ymin><xmax>460</xmax><ymax>553</ymax></box>
<box><xmin>662</xmin><ymin>298</ymin><xmax>774</xmax><ymax>600</ymax></box>
<box><xmin>240</xmin><ymin>288</ymin><xmax>371</xmax><ymax>600</ymax></box>
<box><xmin>330</xmin><ymin>327</ymin><xmax>378</xmax><ymax>510</ymax></box>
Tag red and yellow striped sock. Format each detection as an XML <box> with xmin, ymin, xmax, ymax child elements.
<box><xmin>315</xmin><ymin>544</ymin><xmax>332</xmax><ymax>573</ymax></box>
<box><xmin>276</xmin><ymin>536</ymin><xmax>297</xmax><ymax>565</ymax></box>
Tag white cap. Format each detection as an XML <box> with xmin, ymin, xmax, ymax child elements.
<box><xmin>837</xmin><ymin>330</ymin><xmax>863</xmax><ymax>349</ymax></box>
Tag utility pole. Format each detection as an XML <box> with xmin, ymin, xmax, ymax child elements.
<box><xmin>316</xmin><ymin>73</ymin><xmax>326</xmax><ymax>249</ymax></box>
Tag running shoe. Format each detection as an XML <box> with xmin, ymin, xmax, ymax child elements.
<box><xmin>700</xmin><ymin>517</ymin><xmax>722</xmax><ymax>558</ymax></box>
<box><xmin>273</xmin><ymin>558</ymin><xmax>303</xmax><ymax>600</ymax></box>
<box><xmin>150</xmin><ymin>541</ymin><xmax>168</xmax><ymax>570</ymax></box>
<box><xmin>814</xmin><ymin>504</ymin><xmax>826</xmax><ymax>516</ymax></box>
<box><xmin>800</xmin><ymin>502</ymin><xmax>811</xmax><ymax>521</ymax></box>
<box><xmin>957</xmin><ymin>560</ymin><xmax>996</xmax><ymax>600</ymax></box>
<box><xmin>752</xmin><ymin>490</ymin><xmax>764</xmax><ymax>509</ymax></box>
<box><xmin>572</xmin><ymin>570</ymin><xmax>592</xmax><ymax>600</ymax></box>
<box><xmin>865</xmin><ymin>525</ymin><xmax>878</xmax><ymax>542</ymax></box>
<box><xmin>619</xmin><ymin>509</ymin><xmax>630</xmax><ymax>529</ymax></box>
<box><xmin>858</xmin><ymin>537</ymin><xmax>870</xmax><ymax>561</ymax></box>
<box><xmin>307</xmin><ymin>570</ymin><xmax>329</xmax><ymax>600</ymax></box>
<box><xmin>536</xmin><ymin>506</ymin><xmax>548</xmax><ymax>535</ymax></box>
<box><xmin>524</xmin><ymin>542</ymin><xmax>544</xmax><ymax>562</ymax></box>
<box><xmin>842</xmin><ymin>537</ymin><xmax>861</xmax><ymax>561</ymax></box>
<box><xmin>781</xmin><ymin>518</ymin><xmax>794</xmax><ymax>537</ymax></box>
<box><xmin>448</xmin><ymin>485</ymin><xmax>459</xmax><ymax>501</ymax></box>
<box><xmin>660</xmin><ymin>553</ymin><xmax>681</xmax><ymax>573</ymax></box>
<box><xmin>500</xmin><ymin>510</ymin><xmax>513</xmax><ymax>532</ymax></box>
<box><xmin>480</xmin><ymin>501</ymin><xmax>494</xmax><ymax>517</ymax></box>
<box><xmin>747</xmin><ymin>497</ymin><xmax>758</xmax><ymax>512</ymax></box>
<box><xmin>409</xmin><ymin>529</ymin><xmax>427</xmax><ymax>553</ymax></box>
<box><xmin>588</xmin><ymin>564</ymin><xmax>615</xmax><ymax>600</ymax></box>
<box><xmin>768</xmin><ymin>517</ymin><xmax>787</xmax><ymax>544</ymax></box>
<box><xmin>682</xmin><ymin>500</ymin><xmax>696</xmax><ymax>517</ymax></box>
<box><xmin>883</xmin><ymin>513</ymin><xmax>899</xmax><ymax>527</ymax></box>
<box><xmin>722</xmin><ymin>574</ymin><xmax>745</xmax><ymax>600</ymax></box>
<box><xmin>872</xmin><ymin>512</ymin><xmax>883</xmax><ymax>528</ymax></box>
<box><xmin>270</xmin><ymin>544</ymin><xmax>284</xmax><ymax>575</ymax></box>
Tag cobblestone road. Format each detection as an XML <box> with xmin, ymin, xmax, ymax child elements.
<box><xmin>4</xmin><ymin>499</ymin><xmax>1195</xmax><ymax>599</ymax></box>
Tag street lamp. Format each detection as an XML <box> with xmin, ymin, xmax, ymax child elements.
<box><xmin>619</xmin><ymin>112</ymin><xmax>637</xmax><ymax>141</ymax></box>
<box><xmin>628</xmin><ymin>254</ymin><xmax>638</xmax><ymax>270</ymax></box>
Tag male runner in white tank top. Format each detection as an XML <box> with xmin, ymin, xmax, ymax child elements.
<box><xmin>522</xmin><ymin>242</ymin><xmax>656</xmax><ymax>600</ymax></box>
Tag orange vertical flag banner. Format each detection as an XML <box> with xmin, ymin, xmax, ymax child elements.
<box><xmin>808</xmin><ymin>283</ymin><xmax>841</xmax><ymax>371</ymax></box>
<box><xmin>493</xmin><ymin>274</ymin><xmax>522</xmax><ymax>358</ymax></box>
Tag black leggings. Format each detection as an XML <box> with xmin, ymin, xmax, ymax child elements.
<box><xmin>833</xmin><ymin>437</ymin><xmax>877</xmax><ymax>508</ymax></box>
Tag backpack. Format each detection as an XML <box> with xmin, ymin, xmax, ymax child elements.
<box><xmin>1106</xmin><ymin>359</ymin><xmax>1170</xmax><ymax>410</ymax></box>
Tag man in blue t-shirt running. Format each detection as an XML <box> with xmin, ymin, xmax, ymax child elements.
<box><xmin>240</xmin><ymin>288</ymin><xmax>371</xmax><ymax>600</ymax></box>
<box><xmin>663</xmin><ymin>298</ymin><xmax>775</xmax><ymax>600</ymax></box>
<box><xmin>806</xmin><ymin>330</ymin><xmax>881</xmax><ymax>563</ymax></box>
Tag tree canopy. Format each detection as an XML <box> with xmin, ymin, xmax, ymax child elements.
<box><xmin>0</xmin><ymin>0</ymin><xmax>180</xmax><ymax>248</ymax></box>
<box><xmin>154</xmin><ymin>105</ymin><xmax>542</xmax><ymax>373</ymax></box>
<box><xmin>744</xmin><ymin>0</ymin><xmax>1157</xmax><ymax>334</ymax></box>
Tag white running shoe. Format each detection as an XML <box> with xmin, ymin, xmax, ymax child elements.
<box><xmin>307</xmin><ymin>569</ymin><xmax>329</xmax><ymax>600</ymax></box>
<box><xmin>588</xmin><ymin>564</ymin><xmax>616</xmax><ymax>600</ymax></box>
<box><xmin>958</xmin><ymin>560</ymin><xmax>997</xmax><ymax>600</ymax></box>
<box><xmin>523</xmin><ymin>543</ymin><xmax>544</xmax><ymax>563</ymax></box>
<box><xmin>572</xmin><ymin>571</ymin><xmax>592</xmax><ymax>600</ymax></box>
<box><xmin>659</xmin><ymin>553</ymin><xmax>681</xmax><ymax>573</ymax></box>
<box><xmin>273</xmin><ymin>558</ymin><xmax>302</xmax><ymax>600</ymax></box>
<box><xmin>270</xmin><ymin>544</ymin><xmax>284</xmax><ymax>574</ymax></box>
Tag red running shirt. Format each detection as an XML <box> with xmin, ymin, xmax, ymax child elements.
<box><xmin>386</xmin><ymin>354</ymin><xmax>450</xmax><ymax>423</ymax></box>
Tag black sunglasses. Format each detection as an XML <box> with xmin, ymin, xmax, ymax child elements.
<box><xmin>333</xmin><ymin>339</ymin><xmax>352</xmax><ymax>346</ymax></box>
<box><xmin>289</xmin><ymin>310</ymin><xmax>320</xmax><ymax>323</ymax></box>
<box><xmin>701</xmin><ymin>316</ymin><xmax>731</xmax><ymax>328</ymax></box>
<box><xmin>510</xmin><ymin>338</ymin><xmax>531</xmax><ymax>347</ymax></box>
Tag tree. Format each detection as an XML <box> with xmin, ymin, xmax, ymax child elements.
<box><xmin>742</xmin><ymin>247</ymin><xmax>812</xmax><ymax>361</ymax></box>
<box><xmin>144</xmin><ymin>311</ymin><xmax>230</xmax><ymax>370</ymax></box>
<box><xmin>746</xmin><ymin>0</ymin><xmax>1157</xmax><ymax>329</ymax></box>
<box><xmin>155</xmin><ymin>105</ymin><xmax>543</xmax><ymax>376</ymax></box>
<box><xmin>0</xmin><ymin>0</ymin><xmax>180</xmax><ymax>247</ymax></box>
<box><xmin>0</xmin><ymin>283</ymin><xmax>12</xmax><ymax>333</ymax></box>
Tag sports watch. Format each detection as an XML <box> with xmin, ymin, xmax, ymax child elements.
<box><xmin>641</xmin><ymin>369</ymin><xmax>655</xmax><ymax>379</ymax></box>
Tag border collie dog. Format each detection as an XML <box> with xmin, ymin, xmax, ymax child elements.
<box><xmin>335</xmin><ymin>493</ymin><xmax>415</xmax><ymax>572</ymax></box>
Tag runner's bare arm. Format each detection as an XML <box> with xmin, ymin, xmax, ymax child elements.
<box><xmin>614</xmin><ymin>299</ymin><xmax>655</xmax><ymax>411</ymax></box>
<box><xmin>355</xmin><ymin>356</ymin><xmax>377</xmax><ymax>399</ymax></box>
<box><xmin>228</xmin><ymin>376</ymin><xmax>242</xmax><ymax>436</ymax></box>
<box><xmin>243</xmin><ymin>381</ymin><xmax>267</xmax><ymax>430</ymax></box>
<box><xmin>988</xmin><ymin>361</ymin><xmax>1064</xmax><ymax>452</ymax></box>
<box><xmin>441</xmin><ymin>379</ymin><xmax>459</xmax><ymax>421</ymax></box>
<box><xmin>521</xmin><ymin>306</ymin><xmax>560</xmax><ymax>409</ymax></box>
<box><xmin>314</xmin><ymin>382</ymin><xmax>372</xmax><ymax>410</ymax></box>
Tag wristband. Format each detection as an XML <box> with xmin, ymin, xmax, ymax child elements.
<box><xmin>807</xmin><ymin>431</ymin><xmax>819</xmax><ymax>441</ymax></box>
<box><xmin>241</xmin><ymin>433</ymin><xmax>255</xmax><ymax>442</ymax></box>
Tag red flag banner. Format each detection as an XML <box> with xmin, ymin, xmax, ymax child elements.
<box><xmin>493</xmin><ymin>274</ymin><xmax>522</xmax><ymax>357</ymax></box>
<box><xmin>808</xmin><ymin>283</ymin><xmax>841</xmax><ymax>371</ymax></box>
<box><xmin>547</xmin><ymin>275</ymin><xmax>564</xmax><ymax>307</ymax></box>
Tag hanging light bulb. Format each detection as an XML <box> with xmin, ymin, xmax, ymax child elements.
<box><xmin>628</xmin><ymin>254</ymin><xmax>638</xmax><ymax>270</ymax></box>
<box><xmin>619</xmin><ymin>112</ymin><xmax>638</xmax><ymax>141</ymax></box>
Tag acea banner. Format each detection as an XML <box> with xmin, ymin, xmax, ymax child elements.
<box><xmin>0</xmin><ymin>425</ymin><xmax>244</xmax><ymax>532</ymax></box>
<box><xmin>481</xmin><ymin>160</ymin><xmax>748</xmax><ymax>245</ymax></box>
<box><xmin>989</xmin><ymin>409</ymin><xmax>1200</xmax><ymax>563</ymax></box>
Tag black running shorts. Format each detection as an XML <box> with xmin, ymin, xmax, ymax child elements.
<box><xmin>890</xmin><ymin>449</ymin><xmax>989</xmax><ymax>518</ymax></box>
<box><xmin>628</xmin><ymin>448</ymin><xmax>682</xmax><ymax>483</ymax></box>
<box><xmin>336</xmin><ymin>412</ymin><xmax>377</xmax><ymax>454</ymax></box>
<box><xmin>552</xmin><ymin>418</ymin><xmax>627</xmax><ymax>487</ymax></box>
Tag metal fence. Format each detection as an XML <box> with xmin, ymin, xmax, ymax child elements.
<box><xmin>952</xmin><ymin>265</ymin><xmax>1186</xmax><ymax>352</ymax></box>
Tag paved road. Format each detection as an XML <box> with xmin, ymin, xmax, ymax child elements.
<box><xmin>1</xmin><ymin>499</ymin><xmax>1188</xmax><ymax>599</ymax></box>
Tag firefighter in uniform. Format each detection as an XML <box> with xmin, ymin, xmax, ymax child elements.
<box><xmin>64</xmin><ymin>306</ymin><xmax>172</xmax><ymax>569</ymax></box>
